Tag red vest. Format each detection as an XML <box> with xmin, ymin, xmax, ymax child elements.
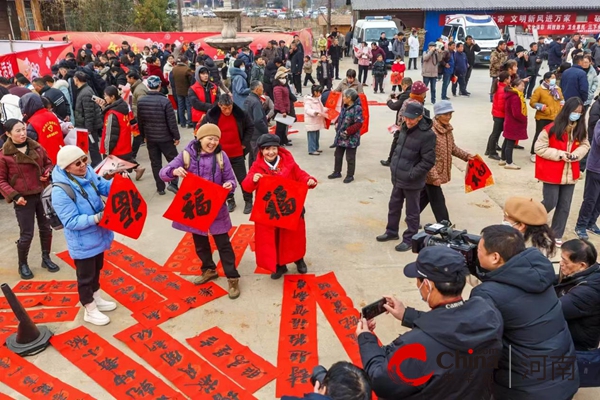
<box><xmin>190</xmin><ymin>81</ymin><xmax>218</xmax><ymax>123</ymax></box>
<box><xmin>535</xmin><ymin>123</ymin><xmax>580</xmax><ymax>184</ymax></box>
<box><xmin>27</xmin><ymin>109</ymin><xmax>64</xmax><ymax>165</ymax></box>
<box><xmin>101</xmin><ymin>110</ymin><xmax>133</xmax><ymax>156</ymax></box>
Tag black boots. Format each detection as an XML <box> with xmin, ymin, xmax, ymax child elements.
<box><xmin>243</xmin><ymin>201</ymin><xmax>253</xmax><ymax>215</ymax></box>
<box><xmin>271</xmin><ymin>265</ymin><xmax>288</xmax><ymax>280</ymax></box>
<box><xmin>40</xmin><ymin>233</ymin><xmax>60</xmax><ymax>273</ymax></box>
<box><xmin>227</xmin><ymin>197</ymin><xmax>236</xmax><ymax>213</ymax></box>
<box><xmin>17</xmin><ymin>241</ymin><xmax>33</xmax><ymax>280</ymax></box>
<box><xmin>295</xmin><ymin>259</ymin><xmax>308</xmax><ymax>274</ymax></box>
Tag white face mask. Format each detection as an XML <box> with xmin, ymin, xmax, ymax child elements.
<box><xmin>418</xmin><ymin>279</ymin><xmax>431</xmax><ymax>304</ymax></box>
<box><xmin>502</xmin><ymin>220</ymin><xmax>518</xmax><ymax>227</ymax></box>
<box><xmin>278</xmin><ymin>78</ymin><xmax>287</xmax><ymax>84</ymax></box>
<box><xmin>240</xmin><ymin>66</ymin><xmax>245</xmax><ymax>71</ymax></box>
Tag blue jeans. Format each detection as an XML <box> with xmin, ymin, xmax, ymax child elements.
<box><xmin>441</xmin><ymin>72</ymin><xmax>452</xmax><ymax>99</ymax></box>
<box><xmin>423</xmin><ymin>76</ymin><xmax>437</xmax><ymax>104</ymax></box>
<box><xmin>176</xmin><ymin>95</ymin><xmax>192</xmax><ymax>127</ymax></box>
<box><xmin>307</xmin><ymin>130</ymin><xmax>320</xmax><ymax>153</ymax></box>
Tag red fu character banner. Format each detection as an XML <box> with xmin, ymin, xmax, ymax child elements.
<box><xmin>99</xmin><ymin>174</ymin><xmax>147</xmax><ymax>239</ymax></box>
<box><xmin>163</xmin><ymin>172</ymin><xmax>229</xmax><ymax>232</ymax></box>
<box><xmin>250</xmin><ymin>176</ymin><xmax>308</xmax><ymax>231</ymax></box>
<box><xmin>465</xmin><ymin>155</ymin><xmax>495</xmax><ymax>193</ymax></box>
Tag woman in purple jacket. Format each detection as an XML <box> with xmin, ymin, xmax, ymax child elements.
<box><xmin>159</xmin><ymin>123</ymin><xmax>241</xmax><ymax>299</ymax></box>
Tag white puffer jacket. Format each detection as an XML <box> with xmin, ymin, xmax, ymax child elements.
<box><xmin>303</xmin><ymin>94</ymin><xmax>325</xmax><ymax>131</ymax></box>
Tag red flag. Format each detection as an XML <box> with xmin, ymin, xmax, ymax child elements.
<box><xmin>163</xmin><ymin>172</ymin><xmax>229</xmax><ymax>232</ymax></box>
<box><xmin>465</xmin><ymin>155</ymin><xmax>495</xmax><ymax>193</ymax></box>
<box><xmin>99</xmin><ymin>174</ymin><xmax>147</xmax><ymax>239</ymax></box>
<box><xmin>359</xmin><ymin>93</ymin><xmax>370</xmax><ymax>135</ymax></box>
<box><xmin>250</xmin><ymin>175</ymin><xmax>308</xmax><ymax>230</ymax></box>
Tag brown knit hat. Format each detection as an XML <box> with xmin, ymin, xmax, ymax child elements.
<box><xmin>195</xmin><ymin>123</ymin><xmax>221</xmax><ymax>140</ymax></box>
<box><xmin>504</xmin><ymin>197</ymin><xmax>547</xmax><ymax>226</ymax></box>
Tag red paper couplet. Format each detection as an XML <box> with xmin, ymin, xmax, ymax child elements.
<box><xmin>12</xmin><ymin>280</ymin><xmax>78</xmax><ymax>293</ymax></box>
<box><xmin>0</xmin><ymin>307</ymin><xmax>79</xmax><ymax>327</ymax></box>
<box><xmin>0</xmin><ymin>392</ymin><xmax>13</xmax><ymax>400</ymax></box>
<box><xmin>131</xmin><ymin>298</ymin><xmax>191</xmax><ymax>328</ymax></box>
<box><xmin>75</xmin><ymin>129</ymin><xmax>89</xmax><ymax>154</ymax></box>
<box><xmin>323</xmin><ymin>108</ymin><xmax>339</xmax><ymax>121</ymax></box>
<box><xmin>296</xmin><ymin>114</ymin><xmax>305</xmax><ymax>122</ymax></box>
<box><xmin>325</xmin><ymin>91</ymin><xmax>342</xmax><ymax>110</ymax></box>
<box><xmin>359</xmin><ymin>93</ymin><xmax>370</xmax><ymax>135</ymax></box>
<box><xmin>52</xmin><ymin>326</ymin><xmax>181</xmax><ymax>399</ymax></box>
<box><xmin>163</xmin><ymin>172</ymin><xmax>229</xmax><ymax>232</ymax></box>
<box><xmin>276</xmin><ymin>275</ymin><xmax>319</xmax><ymax>397</ymax></box>
<box><xmin>250</xmin><ymin>176</ymin><xmax>309</xmax><ymax>231</ymax></box>
<box><xmin>465</xmin><ymin>155</ymin><xmax>495</xmax><ymax>193</ymax></box>
<box><xmin>99</xmin><ymin>174</ymin><xmax>147</xmax><ymax>239</ymax></box>
<box><xmin>0</xmin><ymin>294</ymin><xmax>79</xmax><ymax>309</ymax></box>
<box><xmin>178</xmin><ymin>283</ymin><xmax>228</xmax><ymax>309</ymax></box>
<box><xmin>0</xmin><ymin>327</ymin><xmax>16</xmax><ymax>346</ymax></box>
<box><xmin>115</xmin><ymin>324</ymin><xmax>257</xmax><ymax>400</ymax></box>
<box><xmin>187</xmin><ymin>326</ymin><xmax>279</xmax><ymax>393</ymax></box>
<box><xmin>0</xmin><ymin>347</ymin><xmax>94</xmax><ymax>400</ymax></box>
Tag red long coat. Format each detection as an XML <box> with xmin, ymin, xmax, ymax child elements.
<box><xmin>242</xmin><ymin>147</ymin><xmax>317</xmax><ymax>272</ymax></box>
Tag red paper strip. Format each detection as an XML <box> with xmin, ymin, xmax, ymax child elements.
<box><xmin>359</xmin><ymin>93</ymin><xmax>370</xmax><ymax>135</ymax></box>
<box><xmin>187</xmin><ymin>326</ymin><xmax>278</xmax><ymax>393</ymax></box>
<box><xmin>0</xmin><ymin>393</ymin><xmax>13</xmax><ymax>400</ymax></box>
<box><xmin>51</xmin><ymin>326</ymin><xmax>181</xmax><ymax>399</ymax></box>
<box><xmin>0</xmin><ymin>327</ymin><xmax>16</xmax><ymax>345</ymax></box>
<box><xmin>296</xmin><ymin>114</ymin><xmax>305</xmax><ymax>122</ymax></box>
<box><xmin>115</xmin><ymin>324</ymin><xmax>256</xmax><ymax>400</ymax></box>
<box><xmin>12</xmin><ymin>280</ymin><xmax>78</xmax><ymax>293</ymax></box>
<box><xmin>250</xmin><ymin>176</ymin><xmax>309</xmax><ymax>231</ymax></box>
<box><xmin>216</xmin><ymin>224</ymin><xmax>253</xmax><ymax>277</ymax></box>
<box><xmin>99</xmin><ymin>174</ymin><xmax>147</xmax><ymax>239</ymax></box>
<box><xmin>104</xmin><ymin>241</ymin><xmax>197</xmax><ymax>300</ymax></box>
<box><xmin>276</xmin><ymin>275</ymin><xmax>319</xmax><ymax>397</ymax></box>
<box><xmin>0</xmin><ymin>307</ymin><xmax>79</xmax><ymax>327</ymax></box>
<box><xmin>57</xmin><ymin>250</ymin><xmax>166</xmax><ymax>312</ymax></box>
<box><xmin>131</xmin><ymin>298</ymin><xmax>190</xmax><ymax>328</ymax></box>
<box><xmin>163</xmin><ymin>172</ymin><xmax>229</xmax><ymax>232</ymax></box>
<box><xmin>0</xmin><ymin>293</ymin><xmax>79</xmax><ymax>309</ymax></box>
<box><xmin>0</xmin><ymin>347</ymin><xmax>93</xmax><ymax>400</ymax></box>
<box><xmin>465</xmin><ymin>155</ymin><xmax>494</xmax><ymax>193</ymax></box>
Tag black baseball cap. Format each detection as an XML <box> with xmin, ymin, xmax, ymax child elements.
<box><xmin>404</xmin><ymin>247</ymin><xmax>468</xmax><ymax>283</ymax></box>
<box><xmin>401</xmin><ymin>103</ymin><xmax>424</xmax><ymax>119</ymax></box>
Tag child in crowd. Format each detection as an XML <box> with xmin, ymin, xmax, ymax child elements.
<box><xmin>303</xmin><ymin>85</ymin><xmax>326</xmax><ymax>155</ymax></box>
<box><xmin>391</xmin><ymin>55</ymin><xmax>406</xmax><ymax>93</ymax></box>
<box><xmin>316</xmin><ymin>54</ymin><xmax>333</xmax><ymax>90</ymax></box>
<box><xmin>372</xmin><ymin>54</ymin><xmax>387</xmax><ymax>94</ymax></box>
<box><xmin>303</xmin><ymin>56</ymin><xmax>315</xmax><ymax>87</ymax></box>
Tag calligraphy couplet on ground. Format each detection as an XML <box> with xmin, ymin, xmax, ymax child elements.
<box><xmin>0</xmin><ymin>307</ymin><xmax>79</xmax><ymax>327</ymax></box>
<box><xmin>216</xmin><ymin>224</ymin><xmax>254</xmax><ymax>277</ymax></box>
<box><xmin>465</xmin><ymin>155</ymin><xmax>494</xmax><ymax>193</ymax></box>
<box><xmin>115</xmin><ymin>324</ymin><xmax>257</xmax><ymax>400</ymax></box>
<box><xmin>99</xmin><ymin>174</ymin><xmax>147</xmax><ymax>239</ymax></box>
<box><xmin>0</xmin><ymin>347</ymin><xmax>94</xmax><ymax>400</ymax></box>
<box><xmin>163</xmin><ymin>172</ymin><xmax>229</xmax><ymax>232</ymax></box>
<box><xmin>0</xmin><ymin>327</ymin><xmax>16</xmax><ymax>346</ymax></box>
<box><xmin>187</xmin><ymin>326</ymin><xmax>279</xmax><ymax>393</ymax></box>
<box><xmin>52</xmin><ymin>326</ymin><xmax>182</xmax><ymax>399</ymax></box>
<box><xmin>250</xmin><ymin>176</ymin><xmax>308</xmax><ymax>231</ymax></box>
<box><xmin>276</xmin><ymin>275</ymin><xmax>319</xmax><ymax>397</ymax></box>
<box><xmin>12</xmin><ymin>280</ymin><xmax>78</xmax><ymax>293</ymax></box>
<box><xmin>0</xmin><ymin>293</ymin><xmax>79</xmax><ymax>309</ymax></box>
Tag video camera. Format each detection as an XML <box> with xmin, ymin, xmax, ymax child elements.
<box><xmin>411</xmin><ymin>221</ymin><xmax>481</xmax><ymax>275</ymax></box>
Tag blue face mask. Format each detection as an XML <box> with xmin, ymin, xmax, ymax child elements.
<box><xmin>549</xmin><ymin>79</ymin><xmax>556</xmax><ymax>86</ymax></box>
<box><xmin>569</xmin><ymin>112</ymin><xmax>581</xmax><ymax>122</ymax></box>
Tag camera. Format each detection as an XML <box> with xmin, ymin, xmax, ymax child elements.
<box><xmin>411</xmin><ymin>221</ymin><xmax>481</xmax><ymax>275</ymax></box>
<box><xmin>311</xmin><ymin>365</ymin><xmax>328</xmax><ymax>386</ymax></box>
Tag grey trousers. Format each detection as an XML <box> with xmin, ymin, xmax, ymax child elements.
<box><xmin>542</xmin><ymin>183</ymin><xmax>575</xmax><ymax>239</ymax></box>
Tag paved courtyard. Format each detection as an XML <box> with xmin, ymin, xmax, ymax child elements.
<box><xmin>0</xmin><ymin>57</ymin><xmax>598</xmax><ymax>398</ymax></box>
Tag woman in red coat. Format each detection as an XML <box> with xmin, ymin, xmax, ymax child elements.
<box><xmin>486</xmin><ymin>71</ymin><xmax>510</xmax><ymax>160</ymax></box>
<box><xmin>242</xmin><ymin>134</ymin><xmax>318</xmax><ymax>279</ymax></box>
<box><xmin>500</xmin><ymin>78</ymin><xmax>527</xmax><ymax>170</ymax></box>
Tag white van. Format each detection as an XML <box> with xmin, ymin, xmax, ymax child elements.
<box><xmin>351</xmin><ymin>16</ymin><xmax>398</xmax><ymax>62</ymax></box>
<box><xmin>443</xmin><ymin>14</ymin><xmax>502</xmax><ymax>64</ymax></box>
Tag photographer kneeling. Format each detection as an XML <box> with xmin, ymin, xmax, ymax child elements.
<box><xmin>281</xmin><ymin>361</ymin><xmax>372</xmax><ymax>400</ymax></box>
<box><xmin>357</xmin><ymin>246</ymin><xmax>503</xmax><ymax>400</ymax></box>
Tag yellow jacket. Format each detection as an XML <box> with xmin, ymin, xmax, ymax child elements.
<box><xmin>529</xmin><ymin>85</ymin><xmax>563</xmax><ymax>121</ymax></box>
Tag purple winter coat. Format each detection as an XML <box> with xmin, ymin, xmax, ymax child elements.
<box><xmin>159</xmin><ymin>140</ymin><xmax>237</xmax><ymax>236</ymax></box>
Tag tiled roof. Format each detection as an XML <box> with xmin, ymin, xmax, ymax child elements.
<box><xmin>351</xmin><ymin>0</ymin><xmax>595</xmax><ymax>11</ymax></box>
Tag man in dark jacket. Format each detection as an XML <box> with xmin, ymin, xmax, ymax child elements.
<box><xmin>328</xmin><ymin>39</ymin><xmax>342</xmax><ymax>81</ymax></box>
<box><xmin>380</xmin><ymin>78</ymin><xmax>413</xmax><ymax>167</ymax></box>
<box><xmin>358</xmin><ymin>246</ymin><xmax>503</xmax><ymax>400</ymax></box>
<box><xmin>261</xmin><ymin>40</ymin><xmax>281</xmax><ymax>64</ymax></box>
<box><xmin>472</xmin><ymin>225</ymin><xmax>579</xmax><ymax>400</ymax></box>
<box><xmin>137</xmin><ymin>76</ymin><xmax>180</xmax><ymax>195</ymax></box>
<box><xmin>452</xmin><ymin>43</ymin><xmax>469</xmax><ymax>96</ymax></box>
<box><xmin>184</xmin><ymin>42</ymin><xmax>197</xmax><ymax>65</ymax></box>
<box><xmin>73</xmin><ymin>71</ymin><xmax>103</xmax><ymax>166</ymax></box>
<box><xmin>263</xmin><ymin>57</ymin><xmax>283</xmax><ymax>100</ymax></box>
<box><xmin>172</xmin><ymin>55</ymin><xmax>194</xmax><ymax>128</ymax></box>
<box><xmin>32</xmin><ymin>78</ymin><xmax>70</xmax><ymax>121</ymax></box>
<box><xmin>463</xmin><ymin>35</ymin><xmax>480</xmax><ymax>85</ymax></box>
<box><xmin>377</xmin><ymin>103</ymin><xmax>436</xmax><ymax>251</ymax></box>
<box><xmin>561</xmin><ymin>54</ymin><xmax>589</xmax><ymax>102</ymax></box>
<box><xmin>546</xmin><ymin>36</ymin><xmax>564</xmax><ymax>71</ymax></box>
<box><xmin>525</xmin><ymin>42</ymin><xmax>543</xmax><ymax>99</ymax></box>
<box><xmin>244</xmin><ymin>81</ymin><xmax>269</xmax><ymax>168</ymax></box>
<box><xmin>378</xmin><ymin>32</ymin><xmax>391</xmax><ymax>61</ymax></box>
<box><xmin>290</xmin><ymin>43</ymin><xmax>304</xmax><ymax>96</ymax></box>
<box><xmin>201</xmin><ymin>94</ymin><xmax>254</xmax><ymax>214</ymax></box>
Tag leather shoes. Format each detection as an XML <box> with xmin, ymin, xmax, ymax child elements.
<box><xmin>380</xmin><ymin>160</ymin><xmax>391</xmax><ymax>166</ymax></box>
<box><xmin>19</xmin><ymin>263</ymin><xmax>34</xmax><ymax>280</ymax></box>
<box><xmin>295</xmin><ymin>259</ymin><xmax>308</xmax><ymax>274</ymax></box>
<box><xmin>376</xmin><ymin>233</ymin><xmax>399</xmax><ymax>242</ymax></box>
<box><xmin>514</xmin><ymin>145</ymin><xmax>525</xmax><ymax>150</ymax></box>
<box><xmin>488</xmin><ymin>154</ymin><xmax>501</xmax><ymax>161</ymax></box>
<box><xmin>243</xmin><ymin>201</ymin><xmax>252</xmax><ymax>215</ymax></box>
<box><xmin>395</xmin><ymin>242</ymin><xmax>411</xmax><ymax>252</ymax></box>
<box><xmin>41</xmin><ymin>254</ymin><xmax>60</xmax><ymax>273</ymax></box>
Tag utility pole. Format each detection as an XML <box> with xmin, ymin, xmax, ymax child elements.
<box><xmin>177</xmin><ymin>0</ymin><xmax>183</xmax><ymax>31</ymax></box>
<box><xmin>326</xmin><ymin>0</ymin><xmax>331</xmax><ymax>34</ymax></box>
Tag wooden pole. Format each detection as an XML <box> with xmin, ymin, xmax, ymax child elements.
<box><xmin>14</xmin><ymin>0</ymin><xmax>29</xmax><ymax>40</ymax></box>
<box><xmin>326</xmin><ymin>0</ymin><xmax>331</xmax><ymax>35</ymax></box>
<box><xmin>30</xmin><ymin>0</ymin><xmax>44</xmax><ymax>32</ymax></box>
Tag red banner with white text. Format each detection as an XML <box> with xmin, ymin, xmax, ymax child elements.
<box><xmin>0</xmin><ymin>43</ymin><xmax>71</xmax><ymax>80</ymax></box>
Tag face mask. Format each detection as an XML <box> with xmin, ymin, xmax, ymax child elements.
<box><xmin>508</xmin><ymin>47</ymin><xmax>514</xmax><ymax>51</ymax></box>
<box><xmin>502</xmin><ymin>220</ymin><xmax>517</xmax><ymax>227</ymax></box>
<box><xmin>278</xmin><ymin>78</ymin><xmax>287</xmax><ymax>85</ymax></box>
<box><xmin>569</xmin><ymin>112</ymin><xmax>581</xmax><ymax>122</ymax></box>
<box><xmin>549</xmin><ymin>79</ymin><xmax>556</xmax><ymax>86</ymax></box>
<box><xmin>418</xmin><ymin>279</ymin><xmax>431</xmax><ymax>304</ymax></box>
<box><xmin>240</xmin><ymin>66</ymin><xmax>245</xmax><ymax>71</ymax></box>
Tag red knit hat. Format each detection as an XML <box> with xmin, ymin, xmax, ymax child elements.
<box><xmin>507</xmin><ymin>41</ymin><xmax>514</xmax><ymax>46</ymax></box>
<box><xmin>411</xmin><ymin>81</ymin><xmax>429</xmax><ymax>95</ymax></box>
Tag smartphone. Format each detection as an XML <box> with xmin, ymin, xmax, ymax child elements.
<box><xmin>91</xmin><ymin>95</ymin><xmax>101</xmax><ymax>102</ymax></box>
<box><xmin>361</xmin><ymin>298</ymin><xmax>387</xmax><ymax>320</ymax></box>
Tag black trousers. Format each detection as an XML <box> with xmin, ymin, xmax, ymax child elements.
<box><xmin>542</xmin><ymin>183</ymin><xmax>575</xmax><ymax>239</ymax></box>
<box><xmin>147</xmin><ymin>140</ymin><xmax>179</xmax><ymax>192</ymax></box>
<box><xmin>292</xmin><ymin>73</ymin><xmax>302</xmax><ymax>94</ymax></box>
<box><xmin>465</xmin><ymin>65</ymin><xmax>473</xmax><ymax>85</ymax></box>
<box><xmin>14</xmin><ymin>194</ymin><xmax>52</xmax><ymax>249</ymax></box>
<box><xmin>486</xmin><ymin>117</ymin><xmax>504</xmax><ymax>155</ymax></box>
<box><xmin>319</xmin><ymin>77</ymin><xmax>332</xmax><ymax>90</ymax></box>
<box><xmin>576</xmin><ymin>171</ymin><xmax>600</xmax><ymax>229</ymax></box>
<box><xmin>332</xmin><ymin>59</ymin><xmax>340</xmax><ymax>79</ymax></box>
<box><xmin>303</xmin><ymin>73</ymin><xmax>315</xmax><ymax>86</ymax></box>
<box><xmin>452</xmin><ymin>73</ymin><xmax>468</xmax><ymax>95</ymax></box>
<box><xmin>248</xmin><ymin>140</ymin><xmax>258</xmax><ymax>170</ymax></box>
<box><xmin>374</xmin><ymin>76</ymin><xmax>384</xmax><ymax>92</ymax></box>
<box><xmin>386</xmin><ymin>186</ymin><xmax>421</xmax><ymax>244</ymax></box>
<box><xmin>88</xmin><ymin>129</ymin><xmax>102</xmax><ymax>167</ymax></box>
<box><xmin>501</xmin><ymin>139</ymin><xmax>516</xmax><ymax>164</ymax></box>
<box><xmin>386</xmin><ymin>132</ymin><xmax>399</xmax><ymax>163</ymax></box>
<box><xmin>419</xmin><ymin>184</ymin><xmax>450</xmax><ymax>224</ymax></box>
<box><xmin>229</xmin><ymin>155</ymin><xmax>252</xmax><ymax>202</ymax></box>
<box><xmin>358</xmin><ymin>66</ymin><xmax>369</xmax><ymax>84</ymax></box>
<box><xmin>193</xmin><ymin>233</ymin><xmax>240</xmax><ymax>279</ymax></box>
<box><xmin>334</xmin><ymin>146</ymin><xmax>356</xmax><ymax>177</ymax></box>
<box><xmin>275</xmin><ymin>121</ymin><xmax>290</xmax><ymax>145</ymax></box>
<box><xmin>131</xmin><ymin>135</ymin><xmax>144</xmax><ymax>159</ymax></box>
<box><xmin>525</xmin><ymin>75</ymin><xmax>537</xmax><ymax>98</ymax></box>
<box><xmin>74</xmin><ymin>252</ymin><xmax>104</xmax><ymax>306</ymax></box>
<box><xmin>408</xmin><ymin>58</ymin><xmax>417</xmax><ymax>70</ymax></box>
<box><xmin>531</xmin><ymin>119</ymin><xmax>553</xmax><ymax>154</ymax></box>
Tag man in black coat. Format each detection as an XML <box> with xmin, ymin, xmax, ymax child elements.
<box><xmin>377</xmin><ymin>103</ymin><xmax>436</xmax><ymax>252</ymax></box>
<box><xmin>381</xmin><ymin>77</ymin><xmax>412</xmax><ymax>167</ymax></box>
<box><xmin>358</xmin><ymin>246</ymin><xmax>503</xmax><ymax>400</ymax></box>
<box><xmin>289</xmin><ymin>43</ymin><xmax>304</xmax><ymax>96</ymax></box>
<box><xmin>546</xmin><ymin>36</ymin><xmax>563</xmax><ymax>71</ymax></box>
<box><xmin>473</xmin><ymin>225</ymin><xmax>579</xmax><ymax>400</ymax></box>
<box><xmin>262</xmin><ymin>57</ymin><xmax>283</xmax><ymax>101</ymax></box>
<box><xmin>244</xmin><ymin>81</ymin><xmax>269</xmax><ymax>168</ymax></box>
<box><xmin>137</xmin><ymin>76</ymin><xmax>180</xmax><ymax>195</ymax></box>
<box><xmin>463</xmin><ymin>35</ymin><xmax>480</xmax><ymax>86</ymax></box>
<box><xmin>328</xmin><ymin>38</ymin><xmax>342</xmax><ymax>80</ymax></box>
<box><xmin>73</xmin><ymin>71</ymin><xmax>103</xmax><ymax>167</ymax></box>
<box><xmin>525</xmin><ymin>42</ymin><xmax>543</xmax><ymax>99</ymax></box>
<box><xmin>32</xmin><ymin>78</ymin><xmax>70</xmax><ymax>121</ymax></box>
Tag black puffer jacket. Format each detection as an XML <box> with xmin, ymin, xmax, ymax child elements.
<box><xmin>555</xmin><ymin>264</ymin><xmax>600</xmax><ymax>351</ymax></box>
<box><xmin>244</xmin><ymin>92</ymin><xmax>268</xmax><ymax>141</ymax></box>
<box><xmin>200</xmin><ymin>103</ymin><xmax>253</xmax><ymax>154</ymax></box>
<box><xmin>472</xmin><ymin>248</ymin><xmax>579</xmax><ymax>400</ymax></box>
<box><xmin>102</xmin><ymin>98</ymin><xmax>130</xmax><ymax>155</ymax></box>
<box><xmin>39</xmin><ymin>85</ymin><xmax>70</xmax><ymax>121</ymax></box>
<box><xmin>74</xmin><ymin>83</ymin><xmax>103</xmax><ymax>133</ymax></box>
<box><xmin>263</xmin><ymin>61</ymin><xmax>279</xmax><ymax>85</ymax></box>
<box><xmin>137</xmin><ymin>91</ymin><xmax>180</xmax><ymax>143</ymax></box>
<box><xmin>390</xmin><ymin>116</ymin><xmax>436</xmax><ymax>190</ymax></box>
<box><xmin>20</xmin><ymin>93</ymin><xmax>44</xmax><ymax>140</ymax></box>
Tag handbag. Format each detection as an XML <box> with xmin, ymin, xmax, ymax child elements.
<box><xmin>577</xmin><ymin>348</ymin><xmax>600</xmax><ymax>387</ymax></box>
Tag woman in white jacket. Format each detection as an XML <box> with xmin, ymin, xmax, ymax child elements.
<box><xmin>304</xmin><ymin>85</ymin><xmax>326</xmax><ymax>155</ymax></box>
<box><xmin>407</xmin><ymin>31</ymin><xmax>420</xmax><ymax>70</ymax></box>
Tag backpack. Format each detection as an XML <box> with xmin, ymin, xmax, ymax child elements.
<box><xmin>41</xmin><ymin>183</ymin><xmax>75</xmax><ymax>230</ymax></box>
<box><xmin>182</xmin><ymin>149</ymin><xmax>224</xmax><ymax>171</ymax></box>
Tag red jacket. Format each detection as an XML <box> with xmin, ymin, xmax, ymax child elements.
<box><xmin>502</xmin><ymin>89</ymin><xmax>528</xmax><ymax>141</ymax></box>
<box><xmin>535</xmin><ymin>123</ymin><xmax>581</xmax><ymax>184</ymax></box>
<box><xmin>27</xmin><ymin>108</ymin><xmax>64</xmax><ymax>165</ymax></box>
<box><xmin>273</xmin><ymin>84</ymin><xmax>291</xmax><ymax>114</ymax></box>
<box><xmin>147</xmin><ymin>64</ymin><xmax>169</xmax><ymax>87</ymax></box>
<box><xmin>492</xmin><ymin>82</ymin><xmax>507</xmax><ymax>118</ymax></box>
<box><xmin>242</xmin><ymin>147</ymin><xmax>316</xmax><ymax>272</ymax></box>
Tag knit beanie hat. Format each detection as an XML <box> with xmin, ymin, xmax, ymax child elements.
<box><xmin>195</xmin><ymin>123</ymin><xmax>221</xmax><ymax>140</ymax></box>
<box><xmin>57</xmin><ymin>145</ymin><xmax>86</xmax><ymax>169</ymax></box>
<box><xmin>504</xmin><ymin>197</ymin><xmax>548</xmax><ymax>226</ymax></box>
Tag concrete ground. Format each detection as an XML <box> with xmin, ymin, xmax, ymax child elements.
<box><xmin>0</xmin><ymin>57</ymin><xmax>598</xmax><ymax>399</ymax></box>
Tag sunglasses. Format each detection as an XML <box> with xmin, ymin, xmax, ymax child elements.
<box><xmin>73</xmin><ymin>156</ymin><xmax>88</xmax><ymax>167</ymax></box>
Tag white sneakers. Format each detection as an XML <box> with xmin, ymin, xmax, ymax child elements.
<box><xmin>83</xmin><ymin>292</ymin><xmax>117</xmax><ymax>326</ymax></box>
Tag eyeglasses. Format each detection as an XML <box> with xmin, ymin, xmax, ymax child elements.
<box><xmin>73</xmin><ymin>156</ymin><xmax>88</xmax><ymax>167</ymax></box>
